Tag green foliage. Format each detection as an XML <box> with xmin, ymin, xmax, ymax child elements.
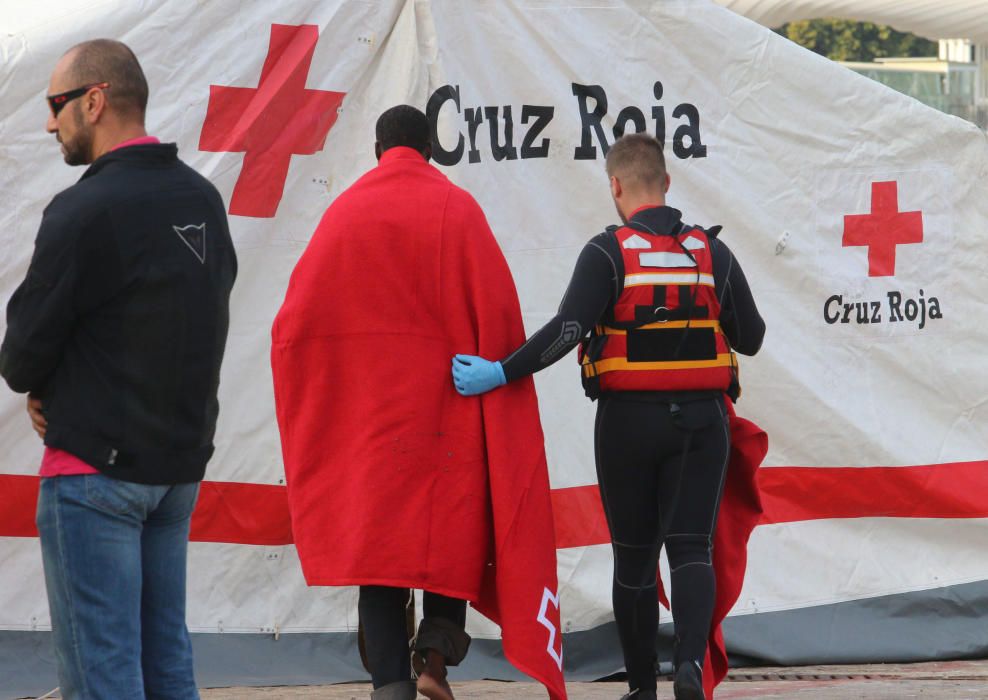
<box><xmin>774</xmin><ymin>18</ymin><xmax>938</xmax><ymax>62</ymax></box>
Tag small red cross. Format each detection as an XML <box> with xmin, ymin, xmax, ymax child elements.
<box><xmin>199</xmin><ymin>24</ymin><xmax>346</xmax><ymax>218</ymax></box>
<box><xmin>842</xmin><ymin>181</ymin><xmax>923</xmax><ymax>277</ymax></box>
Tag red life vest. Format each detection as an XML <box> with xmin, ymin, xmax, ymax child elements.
<box><xmin>580</xmin><ymin>223</ymin><xmax>739</xmax><ymax>397</ymax></box>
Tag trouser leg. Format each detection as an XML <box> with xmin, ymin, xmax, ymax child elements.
<box><xmin>595</xmin><ymin>396</ymin><xmax>731</xmax><ymax>692</ymax></box>
<box><xmin>36</xmin><ymin>475</ymin><xmax>153</xmax><ymax>700</ymax></box>
<box><xmin>663</xmin><ymin>398</ymin><xmax>730</xmax><ymax>667</ymax></box>
<box><xmin>595</xmin><ymin>397</ymin><xmax>664</xmax><ymax>694</ymax></box>
<box><xmin>668</xmin><ymin>557</ymin><xmax>715</xmax><ymax>665</ymax></box>
<box><xmin>609</xmin><ymin>543</ymin><xmax>660</xmax><ymax>692</ymax></box>
<box><xmin>141</xmin><ymin>483</ymin><xmax>201</xmax><ymax>700</ymax></box>
<box><xmin>414</xmin><ymin>592</ymin><xmax>470</xmax><ymax>665</ymax></box>
<box><xmin>359</xmin><ymin>586</ymin><xmax>412</xmax><ymax>688</ymax></box>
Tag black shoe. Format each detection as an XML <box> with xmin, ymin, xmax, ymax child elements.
<box><xmin>619</xmin><ymin>689</ymin><xmax>657</xmax><ymax>700</ymax></box>
<box><xmin>673</xmin><ymin>659</ymin><xmax>705</xmax><ymax>700</ymax></box>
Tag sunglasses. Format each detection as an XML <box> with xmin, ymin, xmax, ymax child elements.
<box><xmin>47</xmin><ymin>82</ymin><xmax>110</xmax><ymax>116</ymax></box>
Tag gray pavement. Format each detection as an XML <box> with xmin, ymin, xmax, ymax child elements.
<box><xmin>198</xmin><ymin>660</ymin><xmax>988</xmax><ymax>699</ymax></box>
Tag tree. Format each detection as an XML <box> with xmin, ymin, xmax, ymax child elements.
<box><xmin>775</xmin><ymin>19</ymin><xmax>938</xmax><ymax>62</ymax></box>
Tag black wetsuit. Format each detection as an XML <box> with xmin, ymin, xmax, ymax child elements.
<box><xmin>500</xmin><ymin>205</ymin><xmax>764</xmax><ymax>693</ymax></box>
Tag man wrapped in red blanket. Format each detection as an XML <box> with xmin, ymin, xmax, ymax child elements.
<box><xmin>271</xmin><ymin>106</ymin><xmax>566</xmax><ymax>700</ymax></box>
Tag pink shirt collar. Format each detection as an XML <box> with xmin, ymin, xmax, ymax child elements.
<box><xmin>110</xmin><ymin>136</ymin><xmax>160</xmax><ymax>151</ymax></box>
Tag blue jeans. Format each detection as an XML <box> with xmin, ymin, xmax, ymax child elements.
<box><xmin>36</xmin><ymin>474</ymin><xmax>201</xmax><ymax>700</ymax></box>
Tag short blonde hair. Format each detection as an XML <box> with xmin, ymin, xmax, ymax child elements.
<box><xmin>605</xmin><ymin>133</ymin><xmax>666</xmax><ymax>189</ymax></box>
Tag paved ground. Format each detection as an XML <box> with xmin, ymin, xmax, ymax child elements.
<box><xmin>196</xmin><ymin>660</ymin><xmax>988</xmax><ymax>699</ymax></box>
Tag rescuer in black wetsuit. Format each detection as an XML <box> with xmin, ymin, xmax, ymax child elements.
<box><xmin>452</xmin><ymin>133</ymin><xmax>765</xmax><ymax>700</ymax></box>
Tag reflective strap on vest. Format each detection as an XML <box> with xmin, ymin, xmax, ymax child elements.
<box><xmin>624</xmin><ymin>272</ymin><xmax>715</xmax><ymax>287</ymax></box>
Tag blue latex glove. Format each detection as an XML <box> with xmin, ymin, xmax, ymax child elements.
<box><xmin>452</xmin><ymin>354</ymin><xmax>507</xmax><ymax>396</ymax></box>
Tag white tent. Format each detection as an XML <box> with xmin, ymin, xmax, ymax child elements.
<box><xmin>2</xmin><ymin>1</ymin><xmax>988</xmax><ymax>696</ymax></box>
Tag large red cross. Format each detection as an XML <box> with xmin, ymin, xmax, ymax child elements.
<box><xmin>199</xmin><ymin>24</ymin><xmax>346</xmax><ymax>218</ymax></box>
<box><xmin>842</xmin><ymin>181</ymin><xmax>923</xmax><ymax>277</ymax></box>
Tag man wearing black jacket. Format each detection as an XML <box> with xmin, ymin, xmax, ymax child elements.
<box><xmin>0</xmin><ymin>40</ymin><xmax>236</xmax><ymax>699</ymax></box>
<box><xmin>453</xmin><ymin>134</ymin><xmax>764</xmax><ymax>700</ymax></box>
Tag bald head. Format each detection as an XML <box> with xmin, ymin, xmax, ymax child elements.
<box><xmin>46</xmin><ymin>39</ymin><xmax>150</xmax><ymax>165</ymax></box>
<box><xmin>605</xmin><ymin>133</ymin><xmax>667</xmax><ymax>192</ymax></box>
<box><xmin>64</xmin><ymin>39</ymin><xmax>148</xmax><ymax>120</ymax></box>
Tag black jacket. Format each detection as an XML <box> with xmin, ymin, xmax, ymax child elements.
<box><xmin>0</xmin><ymin>143</ymin><xmax>237</xmax><ymax>484</ymax></box>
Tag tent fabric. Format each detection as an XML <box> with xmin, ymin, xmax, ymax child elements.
<box><xmin>715</xmin><ymin>0</ymin><xmax>988</xmax><ymax>42</ymax></box>
<box><xmin>2</xmin><ymin>0</ymin><xmax>988</xmax><ymax>694</ymax></box>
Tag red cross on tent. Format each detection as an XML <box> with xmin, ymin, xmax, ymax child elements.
<box><xmin>842</xmin><ymin>181</ymin><xmax>924</xmax><ymax>277</ymax></box>
<box><xmin>199</xmin><ymin>24</ymin><xmax>346</xmax><ymax>218</ymax></box>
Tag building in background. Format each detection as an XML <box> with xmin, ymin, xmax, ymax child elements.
<box><xmin>841</xmin><ymin>41</ymin><xmax>987</xmax><ymax>128</ymax></box>
<box><xmin>939</xmin><ymin>39</ymin><xmax>988</xmax><ymax>127</ymax></box>
<box><xmin>716</xmin><ymin>0</ymin><xmax>988</xmax><ymax>130</ymax></box>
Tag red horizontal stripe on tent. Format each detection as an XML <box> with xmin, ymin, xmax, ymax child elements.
<box><xmin>0</xmin><ymin>475</ymin><xmax>292</xmax><ymax>545</ymax></box>
<box><xmin>548</xmin><ymin>462</ymin><xmax>988</xmax><ymax>547</ymax></box>
<box><xmin>551</xmin><ymin>485</ymin><xmax>609</xmax><ymax>549</ymax></box>
<box><xmin>192</xmin><ymin>481</ymin><xmax>293</xmax><ymax>545</ymax></box>
<box><xmin>756</xmin><ymin>461</ymin><xmax>988</xmax><ymax>525</ymax></box>
<box><xmin>2</xmin><ymin>461</ymin><xmax>988</xmax><ymax>546</ymax></box>
<box><xmin>1</xmin><ymin>474</ymin><xmax>40</xmax><ymax>537</ymax></box>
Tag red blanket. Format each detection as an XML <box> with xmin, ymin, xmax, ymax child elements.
<box><xmin>704</xmin><ymin>404</ymin><xmax>767</xmax><ymax>698</ymax></box>
<box><xmin>270</xmin><ymin>147</ymin><xmax>566</xmax><ymax>699</ymax></box>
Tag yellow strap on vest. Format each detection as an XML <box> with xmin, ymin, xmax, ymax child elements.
<box><xmin>582</xmin><ymin>353</ymin><xmax>736</xmax><ymax>377</ymax></box>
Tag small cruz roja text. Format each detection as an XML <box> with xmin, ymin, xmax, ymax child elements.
<box><xmin>823</xmin><ymin>290</ymin><xmax>942</xmax><ymax>330</ymax></box>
